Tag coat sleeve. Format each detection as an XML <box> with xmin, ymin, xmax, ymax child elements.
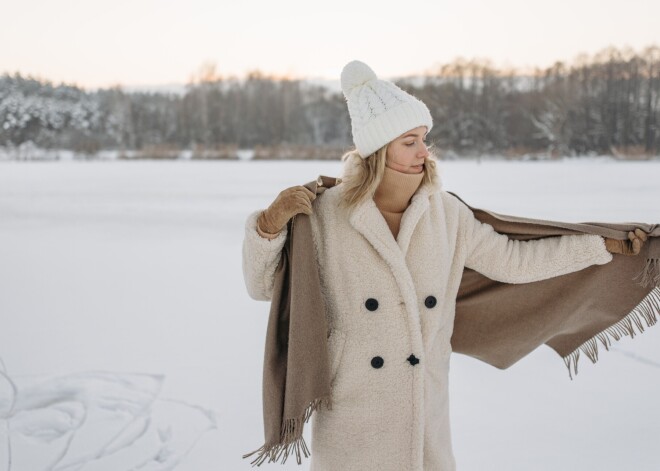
<box><xmin>459</xmin><ymin>202</ymin><xmax>613</xmax><ymax>284</ymax></box>
<box><xmin>241</xmin><ymin>209</ymin><xmax>288</xmax><ymax>301</ymax></box>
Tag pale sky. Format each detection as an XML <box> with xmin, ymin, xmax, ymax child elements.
<box><xmin>2</xmin><ymin>0</ymin><xmax>659</xmax><ymax>90</ymax></box>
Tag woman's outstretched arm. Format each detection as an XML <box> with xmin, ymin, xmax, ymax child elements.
<box><xmin>458</xmin><ymin>202</ymin><xmax>613</xmax><ymax>284</ymax></box>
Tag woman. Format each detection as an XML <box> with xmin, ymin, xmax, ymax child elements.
<box><xmin>242</xmin><ymin>60</ymin><xmax>646</xmax><ymax>471</ymax></box>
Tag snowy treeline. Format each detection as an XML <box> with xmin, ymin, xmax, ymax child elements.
<box><xmin>1</xmin><ymin>45</ymin><xmax>659</xmax><ymax>160</ymax></box>
<box><xmin>0</xmin><ymin>72</ymin><xmax>348</xmax><ymax>161</ymax></box>
<box><xmin>410</xmin><ymin>46</ymin><xmax>660</xmax><ymax>158</ymax></box>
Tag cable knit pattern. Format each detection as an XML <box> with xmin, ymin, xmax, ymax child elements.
<box><xmin>353</xmin><ymin>81</ymin><xmax>406</xmax><ymax>128</ymax></box>
<box><xmin>242</xmin><ymin>171</ymin><xmax>614</xmax><ymax>470</ymax></box>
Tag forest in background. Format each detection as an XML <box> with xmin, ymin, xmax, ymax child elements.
<box><xmin>1</xmin><ymin>45</ymin><xmax>659</xmax><ymax>160</ymax></box>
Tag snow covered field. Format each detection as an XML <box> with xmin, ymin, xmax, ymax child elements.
<box><xmin>0</xmin><ymin>158</ymin><xmax>659</xmax><ymax>470</ymax></box>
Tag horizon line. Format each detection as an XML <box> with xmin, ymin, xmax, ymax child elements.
<box><xmin>2</xmin><ymin>42</ymin><xmax>659</xmax><ymax>91</ymax></box>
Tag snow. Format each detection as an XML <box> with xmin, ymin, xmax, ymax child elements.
<box><xmin>0</xmin><ymin>159</ymin><xmax>659</xmax><ymax>470</ymax></box>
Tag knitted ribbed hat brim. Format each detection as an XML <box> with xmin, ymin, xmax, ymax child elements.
<box><xmin>354</xmin><ymin>100</ymin><xmax>433</xmax><ymax>158</ymax></box>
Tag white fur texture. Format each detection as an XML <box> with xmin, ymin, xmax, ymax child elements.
<box><xmin>241</xmin><ymin>176</ymin><xmax>613</xmax><ymax>471</ymax></box>
<box><xmin>241</xmin><ymin>210</ymin><xmax>288</xmax><ymax>301</ymax></box>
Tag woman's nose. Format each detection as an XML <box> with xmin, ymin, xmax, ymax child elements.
<box><xmin>418</xmin><ymin>144</ymin><xmax>429</xmax><ymax>158</ymax></box>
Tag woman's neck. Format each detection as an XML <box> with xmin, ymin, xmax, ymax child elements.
<box><xmin>373</xmin><ymin>165</ymin><xmax>425</xmax><ymax>213</ymax></box>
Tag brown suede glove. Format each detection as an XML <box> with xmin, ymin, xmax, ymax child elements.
<box><xmin>604</xmin><ymin>228</ymin><xmax>648</xmax><ymax>255</ymax></box>
<box><xmin>257</xmin><ymin>185</ymin><xmax>317</xmax><ymax>238</ymax></box>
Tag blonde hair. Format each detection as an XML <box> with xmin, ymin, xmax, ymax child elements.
<box><xmin>338</xmin><ymin>143</ymin><xmax>440</xmax><ymax>210</ymax></box>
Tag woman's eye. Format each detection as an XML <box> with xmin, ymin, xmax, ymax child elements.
<box><xmin>405</xmin><ymin>138</ymin><xmax>427</xmax><ymax>146</ymax></box>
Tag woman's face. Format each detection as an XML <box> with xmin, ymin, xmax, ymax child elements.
<box><xmin>385</xmin><ymin>126</ymin><xmax>429</xmax><ymax>174</ymax></box>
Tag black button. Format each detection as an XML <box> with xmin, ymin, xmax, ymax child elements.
<box><xmin>407</xmin><ymin>354</ymin><xmax>420</xmax><ymax>366</ymax></box>
<box><xmin>424</xmin><ymin>295</ymin><xmax>437</xmax><ymax>309</ymax></box>
<box><xmin>365</xmin><ymin>298</ymin><xmax>379</xmax><ymax>311</ymax></box>
<box><xmin>371</xmin><ymin>356</ymin><xmax>384</xmax><ymax>369</ymax></box>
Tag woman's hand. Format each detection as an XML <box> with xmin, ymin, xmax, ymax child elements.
<box><xmin>257</xmin><ymin>185</ymin><xmax>317</xmax><ymax>236</ymax></box>
<box><xmin>604</xmin><ymin>228</ymin><xmax>648</xmax><ymax>255</ymax></box>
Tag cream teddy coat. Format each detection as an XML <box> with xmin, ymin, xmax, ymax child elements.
<box><xmin>241</xmin><ymin>170</ymin><xmax>613</xmax><ymax>471</ymax></box>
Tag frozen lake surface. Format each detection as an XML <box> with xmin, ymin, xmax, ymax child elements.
<box><xmin>0</xmin><ymin>159</ymin><xmax>659</xmax><ymax>470</ymax></box>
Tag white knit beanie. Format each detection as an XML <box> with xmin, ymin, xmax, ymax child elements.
<box><xmin>340</xmin><ymin>60</ymin><xmax>433</xmax><ymax>158</ymax></box>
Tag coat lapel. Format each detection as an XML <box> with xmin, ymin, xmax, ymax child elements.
<box><xmin>349</xmin><ymin>198</ymin><xmax>402</xmax><ymax>264</ymax></box>
<box><xmin>348</xmin><ymin>176</ymin><xmax>441</xmax><ymax>279</ymax></box>
<box><xmin>397</xmin><ymin>181</ymin><xmax>436</xmax><ymax>256</ymax></box>
<box><xmin>349</xmin><ymin>197</ymin><xmax>420</xmax><ymax>326</ymax></box>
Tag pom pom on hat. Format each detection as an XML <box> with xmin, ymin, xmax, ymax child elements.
<box><xmin>340</xmin><ymin>60</ymin><xmax>433</xmax><ymax>158</ymax></box>
<box><xmin>340</xmin><ymin>60</ymin><xmax>378</xmax><ymax>96</ymax></box>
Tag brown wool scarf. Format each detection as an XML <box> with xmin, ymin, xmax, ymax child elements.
<box><xmin>243</xmin><ymin>175</ymin><xmax>660</xmax><ymax>466</ymax></box>
<box><xmin>242</xmin><ymin>176</ymin><xmax>338</xmax><ymax>466</ymax></box>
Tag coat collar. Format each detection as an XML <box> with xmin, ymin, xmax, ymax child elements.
<box><xmin>348</xmin><ymin>171</ymin><xmax>442</xmax><ymax>257</ymax></box>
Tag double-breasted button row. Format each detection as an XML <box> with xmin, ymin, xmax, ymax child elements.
<box><xmin>365</xmin><ymin>296</ymin><xmax>428</xmax><ymax>369</ymax></box>
<box><xmin>370</xmin><ymin>354</ymin><xmax>421</xmax><ymax>369</ymax></box>
<box><xmin>365</xmin><ymin>295</ymin><xmax>437</xmax><ymax>311</ymax></box>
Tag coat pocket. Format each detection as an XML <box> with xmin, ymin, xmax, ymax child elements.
<box><xmin>326</xmin><ymin>329</ymin><xmax>347</xmax><ymax>386</ymax></box>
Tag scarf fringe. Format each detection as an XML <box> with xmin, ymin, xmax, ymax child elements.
<box><xmin>242</xmin><ymin>396</ymin><xmax>332</xmax><ymax>466</ymax></box>
<box><xmin>563</xmin><ymin>284</ymin><xmax>660</xmax><ymax>379</ymax></box>
<box><xmin>633</xmin><ymin>257</ymin><xmax>660</xmax><ymax>289</ymax></box>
